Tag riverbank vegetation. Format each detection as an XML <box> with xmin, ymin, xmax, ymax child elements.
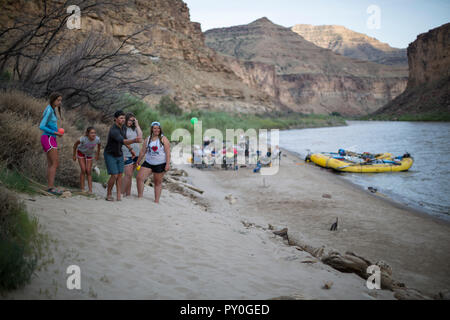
<box><xmin>123</xmin><ymin>94</ymin><xmax>347</xmax><ymax>139</ymax></box>
<box><xmin>0</xmin><ymin>187</ymin><xmax>50</xmax><ymax>293</ymax></box>
<box><xmin>359</xmin><ymin>112</ymin><xmax>450</xmax><ymax>122</ymax></box>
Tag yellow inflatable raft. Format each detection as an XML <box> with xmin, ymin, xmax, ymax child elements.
<box><xmin>308</xmin><ymin>151</ymin><xmax>413</xmax><ymax>173</ymax></box>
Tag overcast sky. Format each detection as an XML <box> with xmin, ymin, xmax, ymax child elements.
<box><xmin>184</xmin><ymin>0</ymin><xmax>450</xmax><ymax>48</ymax></box>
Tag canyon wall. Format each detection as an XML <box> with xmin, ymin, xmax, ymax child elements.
<box><xmin>375</xmin><ymin>23</ymin><xmax>450</xmax><ymax>117</ymax></box>
<box><xmin>0</xmin><ymin>0</ymin><xmax>280</xmax><ymax>113</ymax></box>
<box><xmin>205</xmin><ymin>18</ymin><xmax>408</xmax><ymax>116</ymax></box>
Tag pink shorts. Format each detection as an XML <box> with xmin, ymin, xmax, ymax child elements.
<box><xmin>41</xmin><ymin>134</ymin><xmax>57</xmax><ymax>153</ymax></box>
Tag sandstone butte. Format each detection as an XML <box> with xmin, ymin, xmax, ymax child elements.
<box><xmin>374</xmin><ymin>23</ymin><xmax>450</xmax><ymax>118</ymax></box>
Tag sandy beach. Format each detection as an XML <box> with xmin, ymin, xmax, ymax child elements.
<box><xmin>182</xmin><ymin>150</ymin><xmax>450</xmax><ymax>298</ymax></box>
<box><xmin>4</xmin><ymin>151</ymin><xmax>449</xmax><ymax>300</ymax></box>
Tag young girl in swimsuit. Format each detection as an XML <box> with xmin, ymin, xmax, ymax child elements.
<box><xmin>72</xmin><ymin>127</ymin><xmax>101</xmax><ymax>194</ymax></box>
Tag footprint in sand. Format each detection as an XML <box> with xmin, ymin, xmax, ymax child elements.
<box><xmin>174</xmin><ymin>286</ymin><xmax>195</xmax><ymax>295</ymax></box>
<box><xmin>155</xmin><ymin>274</ymin><xmax>177</xmax><ymax>285</ymax></box>
<box><xmin>122</xmin><ymin>262</ymin><xmax>135</xmax><ymax>270</ymax></box>
<box><xmin>75</xmin><ymin>242</ymin><xmax>86</xmax><ymax>249</ymax></box>
<box><xmin>107</xmin><ymin>247</ymin><xmax>120</xmax><ymax>255</ymax></box>
<box><xmin>187</xmin><ymin>275</ymin><xmax>198</xmax><ymax>281</ymax></box>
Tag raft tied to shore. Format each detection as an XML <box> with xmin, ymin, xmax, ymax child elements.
<box><xmin>307</xmin><ymin>149</ymin><xmax>413</xmax><ymax>173</ymax></box>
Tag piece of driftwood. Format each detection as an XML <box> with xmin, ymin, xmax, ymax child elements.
<box><xmin>23</xmin><ymin>176</ymin><xmax>47</xmax><ymax>189</ymax></box>
<box><xmin>23</xmin><ymin>176</ymin><xmax>65</xmax><ymax>196</ymax></box>
<box><xmin>275</xmin><ymin>227</ymin><xmax>430</xmax><ymax>297</ymax></box>
<box><xmin>321</xmin><ymin>251</ymin><xmax>370</xmax><ymax>279</ymax></box>
<box><xmin>166</xmin><ymin>177</ymin><xmax>204</xmax><ymax>194</ymax></box>
<box><xmin>144</xmin><ymin>178</ymin><xmax>153</xmax><ymax>187</ymax></box>
<box><xmin>37</xmin><ymin>189</ymin><xmax>53</xmax><ymax>196</ymax></box>
<box><xmin>273</xmin><ymin>228</ymin><xmax>289</xmax><ymax>241</ymax></box>
<box><xmin>169</xmin><ymin>169</ymin><xmax>188</xmax><ymax>177</ymax></box>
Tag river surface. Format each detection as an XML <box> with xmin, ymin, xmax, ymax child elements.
<box><xmin>279</xmin><ymin>121</ymin><xmax>450</xmax><ymax>221</ymax></box>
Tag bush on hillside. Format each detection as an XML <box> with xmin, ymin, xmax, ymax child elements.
<box><xmin>0</xmin><ymin>90</ymin><xmax>84</xmax><ymax>187</ymax></box>
<box><xmin>156</xmin><ymin>96</ymin><xmax>183</xmax><ymax>116</ymax></box>
<box><xmin>0</xmin><ymin>187</ymin><xmax>41</xmax><ymax>292</ymax></box>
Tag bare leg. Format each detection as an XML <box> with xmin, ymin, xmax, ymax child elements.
<box><xmin>107</xmin><ymin>174</ymin><xmax>118</xmax><ymax>199</ymax></box>
<box><xmin>136</xmin><ymin>167</ymin><xmax>152</xmax><ymax>198</ymax></box>
<box><xmin>86</xmin><ymin>159</ymin><xmax>93</xmax><ymax>193</ymax></box>
<box><xmin>128</xmin><ymin>163</ymin><xmax>137</xmax><ymax>196</ymax></box>
<box><xmin>116</xmin><ymin>173</ymin><xmax>123</xmax><ymax>201</ymax></box>
<box><xmin>122</xmin><ymin>164</ymin><xmax>133</xmax><ymax>196</ymax></box>
<box><xmin>47</xmin><ymin>148</ymin><xmax>58</xmax><ymax>189</ymax></box>
<box><xmin>78</xmin><ymin>157</ymin><xmax>87</xmax><ymax>191</ymax></box>
<box><xmin>153</xmin><ymin>172</ymin><xmax>165</xmax><ymax>203</ymax></box>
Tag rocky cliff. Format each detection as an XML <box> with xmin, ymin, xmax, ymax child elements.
<box><xmin>375</xmin><ymin>23</ymin><xmax>450</xmax><ymax>118</ymax></box>
<box><xmin>0</xmin><ymin>0</ymin><xmax>279</xmax><ymax>113</ymax></box>
<box><xmin>205</xmin><ymin>18</ymin><xmax>408</xmax><ymax>115</ymax></box>
<box><xmin>291</xmin><ymin>24</ymin><xmax>407</xmax><ymax>66</ymax></box>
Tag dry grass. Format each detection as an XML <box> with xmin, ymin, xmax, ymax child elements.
<box><xmin>74</xmin><ymin>112</ymin><xmax>110</xmax><ymax>144</ymax></box>
<box><xmin>0</xmin><ymin>90</ymin><xmax>97</xmax><ymax>187</ymax></box>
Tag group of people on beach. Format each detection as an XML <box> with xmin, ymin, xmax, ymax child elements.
<box><xmin>39</xmin><ymin>92</ymin><xmax>171</xmax><ymax>203</ymax></box>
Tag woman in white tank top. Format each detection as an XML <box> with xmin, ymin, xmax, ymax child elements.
<box><xmin>136</xmin><ymin>121</ymin><xmax>171</xmax><ymax>203</ymax></box>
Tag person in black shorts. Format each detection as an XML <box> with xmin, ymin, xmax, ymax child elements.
<box><xmin>136</xmin><ymin>121</ymin><xmax>171</xmax><ymax>203</ymax></box>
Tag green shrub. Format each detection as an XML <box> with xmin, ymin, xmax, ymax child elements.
<box><xmin>0</xmin><ymin>71</ymin><xmax>11</xmax><ymax>82</ymax></box>
<box><xmin>92</xmin><ymin>166</ymin><xmax>109</xmax><ymax>185</ymax></box>
<box><xmin>0</xmin><ymin>187</ymin><xmax>42</xmax><ymax>292</ymax></box>
<box><xmin>121</xmin><ymin>94</ymin><xmax>346</xmax><ymax>141</ymax></box>
<box><xmin>156</xmin><ymin>96</ymin><xmax>183</xmax><ymax>116</ymax></box>
<box><xmin>0</xmin><ymin>165</ymin><xmax>37</xmax><ymax>194</ymax></box>
<box><xmin>122</xmin><ymin>94</ymin><xmax>160</xmax><ymax>133</ymax></box>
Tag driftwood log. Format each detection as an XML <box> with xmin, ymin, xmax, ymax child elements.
<box><xmin>278</xmin><ymin>228</ymin><xmax>431</xmax><ymax>295</ymax></box>
<box><xmin>166</xmin><ymin>177</ymin><xmax>204</xmax><ymax>194</ymax></box>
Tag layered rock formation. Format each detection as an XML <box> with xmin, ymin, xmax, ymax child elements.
<box><xmin>0</xmin><ymin>0</ymin><xmax>279</xmax><ymax>113</ymax></box>
<box><xmin>205</xmin><ymin>18</ymin><xmax>408</xmax><ymax>115</ymax></box>
<box><xmin>375</xmin><ymin>23</ymin><xmax>450</xmax><ymax>118</ymax></box>
<box><xmin>291</xmin><ymin>24</ymin><xmax>407</xmax><ymax>66</ymax></box>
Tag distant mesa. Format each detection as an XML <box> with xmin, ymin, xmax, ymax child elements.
<box><xmin>291</xmin><ymin>24</ymin><xmax>408</xmax><ymax>66</ymax></box>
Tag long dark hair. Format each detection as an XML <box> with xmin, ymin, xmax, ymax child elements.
<box><xmin>125</xmin><ymin>112</ymin><xmax>136</xmax><ymax>130</ymax></box>
<box><xmin>149</xmin><ymin>124</ymin><xmax>164</xmax><ymax>148</ymax></box>
<box><xmin>49</xmin><ymin>92</ymin><xmax>62</xmax><ymax>119</ymax></box>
